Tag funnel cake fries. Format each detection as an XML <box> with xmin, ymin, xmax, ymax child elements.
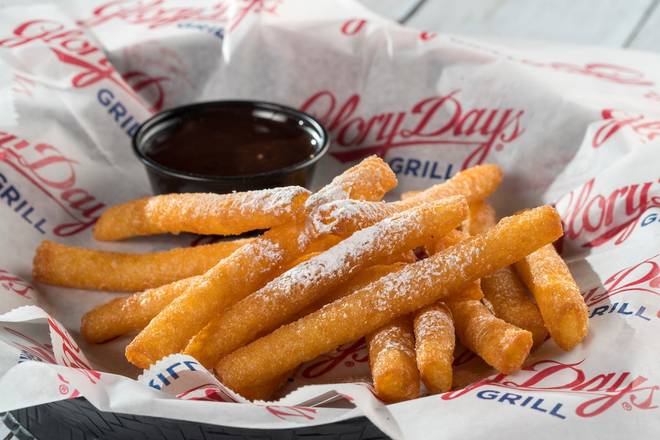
<box><xmin>81</xmin><ymin>248</ymin><xmax>330</xmax><ymax>344</ymax></box>
<box><xmin>515</xmin><ymin>244</ymin><xmax>589</xmax><ymax>350</ymax></box>
<box><xmin>372</xmin><ymin>228</ymin><xmax>473</xmax><ymax>400</ymax></box>
<box><xmin>35</xmin><ymin>159</ymin><xmax>596</xmax><ymax>405</ymax></box>
<box><xmin>185</xmin><ymin>198</ymin><xmax>468</xmax><ymax>368</ymax></box>
<box><xmin>413</xmin><ymin>303</ymin><xmax>455</xmax><ymax>393</ymax></box>
<box><xmin>82</xmin><ymin>158</ymin><xmax>392</xmax><ymax>348</ymax></box>
<box><xmin>304</xmin><ymin>155</ymin><xmax>397</xmax><ymax>211</ymax></box>
<box><xmin>404</xmin><ymin>164</ymin><xmax>502</xmax><ymax>205</ymax></box>
<box><xmin>467</xmin><ymin>203</ymin><xmax>548</xmax><ymax>347</ymax></box>
<box><xmin>480</xmin><ymin>268</ymin><xmax>549</xmax><ymax>348</ymax></box>
<box><xmin>123</xmin><ymin>225</ymin><xmax>300</xmax><ymax>369</ymax></box>
<box><xmin>466</xmin><ymin>202</ymin><xmax>496</xmax><ymax>236</ymax></box>
<box><xmin>125</xmin><ymin>157</ymin><xmax>397</xmax><ymax>368</ymax></box>
<box><xmin>94</xmin><ymin>187</ymin><xmax>310</xmax><ymax>241</ymax></box>
<box><xmin>314</xmin><ymin>164</ymin><xmax>502</xmax><ymax>236</ymax></box>
<box><xmin>367</xmin><ymin>316</ymin><xmax>420</xmax><ymax>403</ymax></box>
<box><xmin>33</xmin><ymin>238</ymin><xmax>253</xmax><ymax>292</ymax></box>
<box><xmin>316</xmin><ymin>263</ymin><xmax>408</xmax><ymax>307</ymax></box>
<box><xmin>447</xmin><ymin>298</ymin><xmax>533</xmax><ymax>374</ymax></box>
<box><xmin>87</xmin><ymin>225</ymin><xmax>308</xmax><ymax>348</ymax></box>
<box><xmin>229</xmin><ymin>263</ymin><xmax>411</xmax><ymax>401</ymax></box>
<box><xmin>83</xmin><ymin>276</ymin><xmax>199</xmax><ymax>344</ymax></box>
<box><xmin>399</xmin><ymin>164</ymin><xmax>502</xmax><ymax>203</ymax></box>
<box><xmin>433</xmin><ymin>227</ymin><xmax>534</xmax><ymax>374</ymax></box>
<box><xmin>215</xmin><ymin>206</ymin><xmax>562</xmax><ymax>394</ymax></box>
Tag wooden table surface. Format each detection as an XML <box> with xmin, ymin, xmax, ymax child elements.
<box><xmin>359</xmin><ymin>0</ymin><xmax>660</xmax><ymax>52</ymax></box>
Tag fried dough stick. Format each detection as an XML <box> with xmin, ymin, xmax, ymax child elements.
<box><xmin>303</xmin><ymin>156</ymin><xmax>398</xmax><ymax>211</ymax></box>
<box><xmin>468</xmin><ymin>203</ymin><xmax>548</xmax><ymax>347</ymax></box>
<box><xmin>413</xmin><ymin>303</ymin><xmax>455</xmax><ymax>393</ymax></box>
<box><xmin>466</xmin><ymin>202</ymin><xmax>496</xmax><ymax>236</ymax></box>
<box><xmin>241</xmin><ymin>263</ymin><xmax>410</xmax><ymax>402</ymax></box>
<box><xmin>84</xmin><ymin>277</ymin><xmax>197</xmax><ymax>344</ymax></box>
<box><xmin>80</xmin><ymin>245</ymin><xmax>336</xmax><ymax>344</ymax></box>
<box><xmin>447</xmin><ymin>299</ymin><xmax>533</xmax><ymax>374</ymax></box>
<box><xmin>433</xmin><ymin>225</ymin><xmax>534</xmax><ymax>373</ymax></box>
<box><xmin>242</xmin><ymin>265</ymin><xmax>409</xmax><ymax>402</ymax></box>
<box><xmin>314</xmin><ymin>164</ymin><xmax>502</xmax><ymax>236</ymax></box>
<box><xmin>480</xmin><ymin>268</ymin><xmax>548</xmax><ymax>348</ymax></box>
<box><xmin>367</xmin><ymin>316</ymin><xmax>420</xmax><ymax>403</ymax></box>
<box><xmin>84</xmin><ymin>157</ymin><xmax>392</xmax><ymax>347</ymax></box>
<box><xmin>94</xmin><ymin>187</ymin><xmax>310</xmax><ymax>241</ymax></box>
<box><xmin>383</xmin><ymin>230</ymin><xmax>469</xmax><ymax>397</ymax></box>
<box><xmin>215</xmin><ymin>206</ymin><xmax>562</xmax><ymax>394</ymax></box>
<box><xmin>33</xmin><ymin>238</ymin><xmax>253</xmax><ymax>292</ymax></box>
<box><xmin>123</xmin><ymin>157</ymin><xmax>396</xmax><ymax>368</ymax></box>
<box><xmin>514</xmin><ymin>244</ymin><xmax>588</xmax><ymax>350</ymax></box>
<box><xmin>185</xmin><ymin>198</ymin><xmax>468</xmax><ymax>368</ymax></box>
<box><xmin>80</xmin><ymin>243</ymin><xmax>326</xmax><ymax>345</ymax></box>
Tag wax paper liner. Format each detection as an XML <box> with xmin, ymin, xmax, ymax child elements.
<box><xmin>0</xmin><ymin>0</ymin><xmax>659</xmax><ymax>438</ymax></box>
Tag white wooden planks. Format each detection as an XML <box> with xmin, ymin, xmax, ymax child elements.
<box><xmin>404</xmin><ymin>0</ymin><xmax>654</xmax><ymax>47</ymax></box>
<box><xmin>627</xmin><ymin>1</ymin><xmax>660</xmax><ymax>51</ymax></box>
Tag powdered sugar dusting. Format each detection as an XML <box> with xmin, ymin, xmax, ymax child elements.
<box><xmin>296</xmin><ymin>221</ymin><xmax>317</xmax><ymax>251</ymax></box>
<box><xmin>258</xmin><ymin>208</ymin><xmax>426</xmax><ymax>305</ymax></box>
<box><xmin>312</xmin><ymin>196</ymin><xmax>464</xmax><ymax>238</ymax></box>
<box><xmin>311</xmin><ymin>200</ymin><xmax>395</xmax><ymax>235</ymax></box>
<box><xmin>371</xmin><ymin>322</ymin><xmax>415</xmax><ymax>357</ymax></box>
<box><xmin>371</xmin><ymin>266</ymin><xmax>421</xmax><ymax>312</ymax></box>
<box><xmin>304</xmin><ymin>156</ymin><xmax>396</xmax><ymax>211</ymax></box>
<box><xmin>369</xmin><ymin>236</ymin><xmax>485</xmax><ymax>313</ymax></box>
<box><xmin>144</xmin><ymin>187</ymin><xmax>309</xmax><ymax>222</ymax></box>
<box><xmin>248</xmin><ymin>238</ymin><xmax>286</xmax><ymax>273</ymax></box>
<box><xmin>414</xmin><ymin>305</ymin><xmax>452</xmax><ymax>340</ymax></box>
<box><xmin>305</xmin><ymin>183</ymin><xmax>349</xmax><ymax>211</ymax></box>
<box><xmin>234</xmin><ymin>187</ymin><xmax>309</xmax><ymax>215</ymax></box>
<box><xmin>134</xmin><ymin>277</ymin><xmax>196</xmax><ymax>309</ymax></box>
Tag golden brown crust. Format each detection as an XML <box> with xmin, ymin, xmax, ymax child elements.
<box><xmin>368</xmin><ymin>316</ymin><xmax>420</xmax><ymax>403</ymax></box>
<box><xmin>215</xmin><ymin>206</ymin><xmax>562</xmax><ymax>394</ymax></box>
<box><xmin>94</xmin><ymin>188</ymin><xmax>310</xmax><ymax>241</ymax></box>
<box><xmin>448</xmin><ymin>299</ymin><xmax>533</xmax><ymax>374</ymax></box>
<box><xmin>414</xmin><ymin>303</ymin><xmax>455</xmax><ymax>393</ymax></box>
<box><xmin>33</xmin><ymin>239</ymin><xmax>252</xmax><ymax>292</ymax></box>
<box><xmin>187</xmin><ymin>199</ymin><xmax>466</xmax><ymax>368</ymax></box>
<box><xmin>481</xmin><ymin>266</ymin><xmax>548</xmax><ymax>347</ymax></box>
<box><xmin>515</xmin><ymin>244</ymin><xmax>588</xmax><ymax>350</ymax></box>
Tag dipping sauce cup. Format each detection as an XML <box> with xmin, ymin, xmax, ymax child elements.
<box><xmin>132</xmin><ymin>101</ymin><xmax>329</xmax><ymax>194</ymax></box>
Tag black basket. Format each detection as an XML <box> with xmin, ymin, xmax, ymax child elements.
<box><xmin>2</xmin><ymin>398</ymin><xmax>390</xmax><ymax>440</ymax></box>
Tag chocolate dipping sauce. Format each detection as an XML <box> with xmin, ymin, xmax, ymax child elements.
<box><xmin>133</xmin><ymin>101</ymin><xmax>329</xmax><ymax>194</ymax></box>
<box><xmin>143</xmin><ymin>106</ymin><xmax>318</xmax><ymax>177</ymax></box>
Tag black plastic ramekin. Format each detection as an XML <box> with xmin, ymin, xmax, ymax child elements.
<box><xmin>132</xmin><ymin>101</ymin><xmax>330</xmax><ymax>194</ymax></box>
